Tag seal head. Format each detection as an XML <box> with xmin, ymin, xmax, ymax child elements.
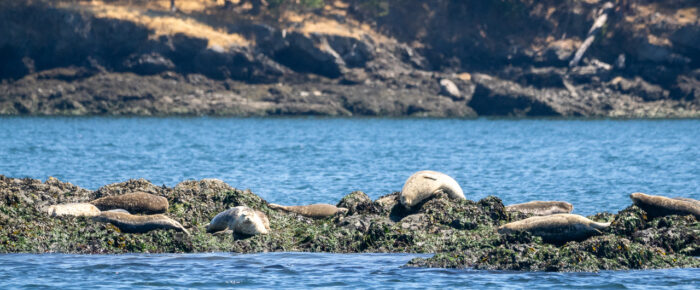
<box><xmin>400</xmin><ymin>170</ymin><xmax>465</xmax><ymax>209</ymax></box>
<box><xmin>206</xmin><ymin>206</ymin><xmax>270</xmax><ymax>235</ymax></box>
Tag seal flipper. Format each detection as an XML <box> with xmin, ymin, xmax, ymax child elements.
<box><xmin>268</xmin><ymin>203</ymin><xmax>286</xmax><ymax>211</ymax></box>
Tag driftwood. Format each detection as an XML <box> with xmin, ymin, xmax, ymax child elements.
<box><xmin>569</xmin><ymin>2</ymin><xmax>615</xmax><ymax>67</ymax></box>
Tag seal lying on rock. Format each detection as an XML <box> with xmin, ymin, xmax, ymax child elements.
<box><xmin>505</xmin><ymin>201</ymin><xmax>574</xmax><ymax>216</ymax></box>
<box><xmin>45</xmin><ymin>203</ymin><xmax>101</xmax><ymax>217</ymax></box>
<box><xmin>400</xmin><ymin>170</ymin><xmax>465</xmax><ymax>209</ymax></box>
<box><xmin>91</xmin><ymin>192</ymin><xmax>168</xmax><ymax>214</ymax></box>
<box><xmin>206</xmin><ymin>206</ymin><xmax>270</xmax><ymax>235</ymax></box>
<box><xmin>498</xmin><ymin>214</ymin><xmax>610</xmax><ymax>243</ymax></box>
<box><xmin>673</xmin><ymin>197</ymin><xmax>700</xmax><ymax>206</ymax></box>
<box><xmin>268</xmin><ymin>203</ymin><xmax>348</xmax><ymax>218</ymax></box>
<box><xmin>92</xmin><ymin>212</ymin><xmax>189</xmax><ymax>235</ymax></box>
<box><xmin>105</xmin><ymin>209</ymin><xmax>130</xmax><ymax>214</ymax></box>
<box><xmin>630</xmin><ymin>192</ymin><xmax>700</xmax><ymax>218</ymax></box>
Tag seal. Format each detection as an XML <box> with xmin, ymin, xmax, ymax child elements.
<box><xmin>399</xmin><ymin>170</ymin><xmax>465</xmax><ymax>209</ymax></box>
<box><xmin>630</xmin><ymin>192</ymin><xmax>700</xmax><ymax>218</ymax></box>
<box><xmin>497</xmin><ymin>214</ymin><xmax>610</xmax><ymax>243</ymax></box>
<box><xmin>105</xmin><ymin>209</ymin><xmax>130</xmax><ymax>214</ymax></box>
<box><xmin>505</xmin><ymin>201</ymin><xmax>574</xmax><ymax>216</ymax></box>
<box><xmin>268</xmin><ymin>203</ymin><xmax>348</xmax><ymax>218</ymax></box>
<box><xmin>673</xmin><ymin>197</ymin><xmax>700</xmax><ymax>206</ymax></box>
<box><xmin>206</xmin><ymin>206</ymin><xmax>270</xmax><ymax>235</ymax></box>
<box><xmin>92</xmin><ymin>211</ymin><xmax>190</xmax><ymax>235</ymax></box>
<box><xmin>45</xmin><ymin>203</ymin><xmax>101</xmax><ymax>217</ymax></box>
<box><xmin>91</xmin><ymin>192</ymin><xmax>168</xmax><ymax>214</ymax></box>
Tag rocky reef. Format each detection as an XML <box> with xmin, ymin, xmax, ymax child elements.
<box><xmin>0</xmin><ymin>175</ymin><xmax>697</xmax><ymax>272</ymax></box>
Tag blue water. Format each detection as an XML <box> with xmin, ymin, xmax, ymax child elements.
<box><xmin>0</xmin><ymin>117</ymin><xmax>699</xmax><ymax>287</ymax></box>
<box><xmin>0</xmin><ymin>253</ymin><xmax>698</xmax><ymax>289</ymax></box>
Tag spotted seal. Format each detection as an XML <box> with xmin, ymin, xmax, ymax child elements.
<box><xmin>630</xmin><ymin>192</ymin><xmax>700</xmax><ymax>218</ymax></box>
<box><xmin>505</xmin><ymin>201</ymin><xmax>574</xmax><ymax>216</ymax></box>
<box><xmin>497</xmin><ymin>214</ymin><xmax>610</xmax><ymax>243</ymax></box>
<box><xmin>45</xmin><ymin>203</ymin><xmax>101</xmax><ymax>217</ymax></box>
<box><xmin>206</xmin><ymin>206</ymin><xmax>270</xmax><ymax>235</ymax></box>
<box><xmin>91</xmin><ymin>192</ymin><xmax>168</xmax><ymax>214</ymax></box>
<box><xmin>399</xmin><ymin>170</ymin><xmax>465</xmax><ymax>209</ymax></box>
<box><xmin>268</xmin><ymin>203</ymin><xmax>348</xmax><ymax>218</ymax></box>
<box><xmin>92</xmin><ymin>212</ymin><xmax>189</xmax><ymax>235</ymax></box>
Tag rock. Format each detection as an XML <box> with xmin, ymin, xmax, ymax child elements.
<box><xmin>469</xmin><ymin>73</ymin><xmax>561</xmax><ymax>116</ymax></box>
<box><xmin>268</xmin><ymin>31</ymin><xmax>345</xmax><ymax>78</ymax></box>
<box><xmin>337</xmin><ymin>191</ymin><xmax>375</xmax><ymax>215</ymax></box>
<box><xmin>673</xmin><ymin>71</ymin><xmax>700</xmax><ymax>101</ymax></box>
<box><xmin>439</xmin><ymin>79</ymin><xmax>462</xmax><ymax>100</ymax></box>
<box><xmin>94</xmin><ymin>179</ymin><xmax>166</xmax><ymax>199</ymax></box>
<box><xmin>609</xmin><ymin>77</ymin><xmax>669</xmax><ymax>101</ymax></box>
<box><xmin>122</xmin><ymin>53</ymin><xmax>175</xmax><ymax>75</ymax></box>
<box><xmin>336</xmin><ymin>214</ymin><xmax>389</xmax><ymax>233</ymax></box>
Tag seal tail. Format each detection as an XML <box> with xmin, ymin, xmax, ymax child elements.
<box><xmin>591</xmin><ymin>222</ymin><xmax>611</xmax><ymax>230</ymax></box>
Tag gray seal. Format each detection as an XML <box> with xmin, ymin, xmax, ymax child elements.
<box><xmin>497</xmin><ymin>214</ymin><xmax>610</xmax><ymax>243</ymax></box>
<box><xmin>91</xmin><ymin>192</ymin><xmax>169</xmax><ymax>214</ymax></box>
<box><xmin>400</xmin><ymin>170</ymin><xmax>465</xmax><ymax>209</ymax></box>
<box><xmin>206</xmin><ymin>206</ymin><xmax>270</xmax><ymax>235</ymax></box>
<box><xmin>505</xmin><ymin>201</ymin><xmax>574</xmax><ymax>216</ymax></box>
<box><xmin>630</xmin><ymin>192</ymin><xmax>699</xmax><ymax>218</ymax></box>
<box><xmin>92</xmin><ymin>211</ymin><xmax>189</xmax><ymax>235</ymax></box>
<box><xmin>268</xmin><ymin>203</ymin><xmax>348</xmax><ymax>218</ymax></box>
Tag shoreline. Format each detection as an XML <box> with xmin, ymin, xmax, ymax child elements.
<box><xmin>1</xmin><ymin>1</ymin><xmax>699</xmax><ymax>118</ymax></box>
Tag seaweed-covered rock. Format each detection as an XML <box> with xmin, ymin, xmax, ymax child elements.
<box><xmin>94</xmin><ymin>179</ymin><xmax>167</xmax><ymax>199</ymax></box>
<box><xmin>1</xmin><ymin>176</ymin><xmax>698</xmax><ymax>272</ymax></box>
<box><xmin>610</xmin><ymin>205</ymin><xmax>648</xmax><ymax>236</ymax></box>
<box><xmin>336</xmin><ymin>214</ymin><xmax>389</xmax><ymax>233</ymax></box>
<box><xmin>0</xmin><ymin>175</ymin><xmax>93</xmax><ymax>210</ymax></box>
<box><xmin>419</xmin><ymin>194</ymin><xmax>507</xmax><ymax>230</ymax></box>
<box><xmin>373</xmin><ymin>192</ymin><xmax>414</xmax><ymax>221</ymax></box>
<box><xmin>632</xmin><ymin>215</ymin><xmax>699</xmax><ymax>256</ymax></box>
<box><xmin>337</xmin><ymin>191</ymin><xmax>375</xmax><ymax>215</ymax></box>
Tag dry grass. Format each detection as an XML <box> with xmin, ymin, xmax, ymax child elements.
<box><xmin>56</xmin><ymin>0</ymin><xmax>393</xmax><ymax>47</ymax></box>
<box><xmin>282</xmin><ymin>10</ymin><xmax>388</xmax><ymax>42</ymax></box>
<box><xmin>60</xmin><ymin>0</ymin><xmax>249</xmax><ymax>48</ymax></box>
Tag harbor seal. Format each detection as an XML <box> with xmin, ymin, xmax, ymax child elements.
<box><xmin>105</xmin><ymin>209</ymin><xmax>130</xmax><ymax>214</ymax></box>
<box><xmin>630</xmin><ymin>192</ymin><xmax>700</xmax><ymax>218</ymax></box>
<box><xmin>399</xmin><ymin>170</ymin><xmax>465</xmax><ymax>209</ymax></box>
<box><xmin>505</xmin><ymin>201</ymin><xmax>574</xmax><ymax>216</ymax></box>
<box><xmin>91</xmin><ymin>192</ymin><xmax>168</xmax><ymax>214</ymax></box>
<box><xmin>45</xmin><ymin>203</ymin><xmax>101</xmax><ymax>217</ymax></box>
<box><xmin>268</xmin><ymin>203</ymin><xmax>348</xmax><ymax>218</ymax></box>
<box><xmin>206</xmin><ymin>206</ymin><xmax>270</xmax><ymax>235</ymax></box>
<box><xmin>673</xmin><ymin>197</ymin><xmax>700</xmax><ymax>206</ymax></box>
<box><xmin>497</xmin><ymin>214</ymin><xmax>610</xmax><ymax>243</ymax></box>
<box><xmin>92</xmin><ymin>212</ymin><xmax>190</xmax><ymax>235</ymax></box>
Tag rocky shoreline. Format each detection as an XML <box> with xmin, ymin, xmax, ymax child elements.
<box><xmin>1</xmin><ymin>1</ymin><xmax>699</xmax><ymax>118</ymax></box>
<box><xmin>1</xmin><ymin>175</ymin><xmax>697</xmax><ymax>272</ymax></box>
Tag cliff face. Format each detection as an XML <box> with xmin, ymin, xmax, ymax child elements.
<box><xmin>0</xmin><ymin>0</ymin><xmax>698</xmax><ymax>117</ymax></box>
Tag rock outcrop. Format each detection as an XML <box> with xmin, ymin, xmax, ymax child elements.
<box><xmin>1</xmin><ymin>175</ymin><xmax>698</xmax><ymax>272</ymax></box>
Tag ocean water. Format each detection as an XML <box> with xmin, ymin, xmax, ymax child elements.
<box><xmin>0</xmin><ymin>117</ymin><xmax>698</xmax><ymax>287</ymax></box>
